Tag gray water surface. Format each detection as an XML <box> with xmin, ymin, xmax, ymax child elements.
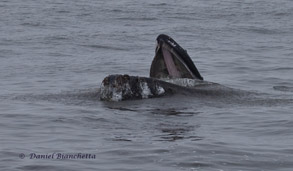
<box><xmin>1</xmin><ymin>0</ymin><xmax>293</xmax><ymax>171</ymax></box>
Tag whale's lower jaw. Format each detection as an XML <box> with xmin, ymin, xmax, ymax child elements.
<box><xmin>150</xmin><ymin>34</ymin><xmax>203</xmax><ymax>80</ymax></box>
<box><xmin>100</xmin><ymin>75</ymin><xmax>169</xmax><ymax>101</ymax></box>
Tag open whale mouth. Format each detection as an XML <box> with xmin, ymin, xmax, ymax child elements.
<box><xmin>150</xmin><ymin>34</ymin><xmax>203</xmax><ymax>80</ymax></box>
<box><xmin>100</xmin><ymin>34</ymin><xmax>204</xmax><ymax>101</ymax></box>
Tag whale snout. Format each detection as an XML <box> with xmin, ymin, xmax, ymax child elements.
<box><xmin>100</xmin><ymin>75</ymin><xmax>166</xmax><ymax>101</ymax></box>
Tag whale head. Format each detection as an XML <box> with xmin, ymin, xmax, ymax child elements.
<box><xmin>100</xmin><ymin>34</ymin><xmax>204</xmax><ymax>101</ymax></box>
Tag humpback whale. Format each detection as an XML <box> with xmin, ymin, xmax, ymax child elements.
<box><xmin>100</xmin><ymin>34</ymin><xmax>231</xmax><ymax>101</ymax></box>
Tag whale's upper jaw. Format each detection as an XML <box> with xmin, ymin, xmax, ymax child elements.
<box><xmin>150</xmin><ymin>34</ymin><xmax>203</xmax><ymax>80</ymax></box>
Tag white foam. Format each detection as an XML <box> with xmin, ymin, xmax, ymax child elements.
<box><xmin>100</xmin><ymin>82</ymin><xmax>123</xmax><ymax>101</ymax></box>
<box><xmin>156</xmin><ymin>85</ymin><xmax>165</xmax><ymax>95</ymax></box>
<box><xmin>139</xmin><ymin>82</ymin><xmax>153</xmax><ymax>99</ymax></box>
<box><xmin>123</xmin><ymin>82</ymin><xmax>132</xmax><ymax>96</ymax></box>
<box><xmin>161</xmin><ymin>78</ymin><xmax>204</xmax><ymax>87</ymax></box>
<box><xmin>111</xmin><ymin>88</ymin><xmax>122</xmax><ymax>101</ymax></box>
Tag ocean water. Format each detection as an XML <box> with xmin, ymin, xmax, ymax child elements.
<box><xmin>1</xmin><ymin>0</ymin><xmax>293</xmax><ymax>170</ymax></box>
